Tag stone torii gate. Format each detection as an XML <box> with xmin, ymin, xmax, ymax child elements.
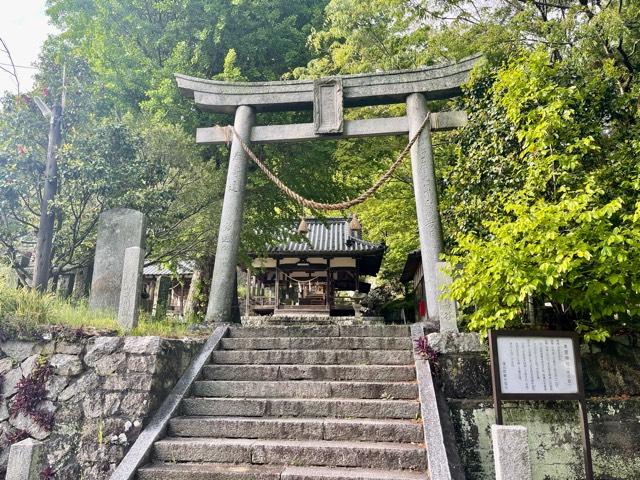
<box><xmin>176</xmin><ymin>54</ymin><xmax>481</xmax><ymax>326</ymax></box>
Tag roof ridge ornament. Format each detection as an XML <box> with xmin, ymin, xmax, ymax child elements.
<box><xmin>349</xmin><ymin>214</ymin><xmax>362</xmax><ymax>232</ymax></box>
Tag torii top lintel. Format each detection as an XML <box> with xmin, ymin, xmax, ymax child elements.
<box><xmin>175</xmin><ymin>54</ymin><xmax>482</xmax><ymax>114</ymax></box>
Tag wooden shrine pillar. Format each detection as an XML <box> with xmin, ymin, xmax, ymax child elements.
<box><xmin>326</xmin><ymin>267</ymin><xmax>332</xmax><ymax>310</ymax></box>
<box><xmin>245</xmin><ymin>267</ymin><xmax>251</xmax><ymax>316</ymax></box>
<box><xmin>205</xmin><ymin>105</ymin><xmax>255</xmax><ymax>323</ymax></box>
<box><xmin>407</xmin><ymin>93</ymin><xmax>444</xmax><ymax>325</ymax></box>
<box><xmin>274</xmin><ymin>259</ymin><xmax>280</xmax><ymax>311</ymax></box>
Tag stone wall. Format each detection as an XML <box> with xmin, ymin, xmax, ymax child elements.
<box><xmin>430</xmin><ymin>332</ymin><xmax>640</xmax><ymax>480</ymax></box>
<box><xmin>0</xmin><ymin>335</ymin><xmax>202</xmax><ymax>479</ymax></box>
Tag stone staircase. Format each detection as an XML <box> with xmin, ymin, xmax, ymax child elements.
<box><xmin>137</xmin><ymin>324</ymin><xmax>428</xmax><ymax>479</ymax></box>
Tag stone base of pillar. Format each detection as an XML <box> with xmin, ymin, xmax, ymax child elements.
<box><xmin>436</xmin><ymin>261</ymin><xmax>458</xmax><ymax>333</ymax></box>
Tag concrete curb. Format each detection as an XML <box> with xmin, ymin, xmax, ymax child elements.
<box><xmin>109</xmin><ymin>325</ymin><xmax>229</xmax><ymax>480</ymax></box>
<box><xmin>411</xmin><ymin>323</ymin><xmax>466</xmax><ymax>480</ymax></box>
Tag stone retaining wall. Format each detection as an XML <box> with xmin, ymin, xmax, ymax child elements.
<box><xmin>430</xmin><ymin>332</ymin><xmax>640</xmax><ymax>479</ymax></box>
<box><xmin>0</xmin><ymin>335</ymin><xmax>202</xmax><ymax>479</ymax></box>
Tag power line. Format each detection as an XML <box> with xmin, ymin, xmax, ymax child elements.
<box><xmin>0</xmin><ymin>62</ymin><xmax>38</xmax><ymax>70</ymax></box>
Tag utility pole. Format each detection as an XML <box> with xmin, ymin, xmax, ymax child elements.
<box><xmin>32</xmin><ymin>103</ymin><xmax>62</xmax><ymax>292</ymax></box>
<box><xmin>32</xmin><ymin>67</ymin><xmax>65</xmax><ymax>292</ymax></box>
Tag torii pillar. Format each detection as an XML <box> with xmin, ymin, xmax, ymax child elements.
<box><xmin>407</xmin><ymin>93</ymin><xmax>444</xmax><ymax>324</ymax></box>
<box><xmin>176</xmin><ymin>54</ymin><xmax>481</xmax><ymax>326</ymax></box>
<box><xmin>206</xmin><ymin>105</ymin><xmax>254</xmax><ymax>323</ymax></box>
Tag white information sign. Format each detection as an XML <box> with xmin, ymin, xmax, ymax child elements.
<box><xmin>496</xmin><ymin>336</ymin><xmax>578</xmax><ymax>395</ymax></box>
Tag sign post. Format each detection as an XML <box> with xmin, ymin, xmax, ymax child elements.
<box><xmin>488</xmin><ymin>330</ymin><xmax>594</xmax><ymax>480</ymax></box>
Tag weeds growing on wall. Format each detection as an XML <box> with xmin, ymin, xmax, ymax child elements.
<box><xmin>40</xmin><ymin>465</ymin><xmax>55</xmax><ymax>480</ymax></box>
<box><xmin>414</xmin><ymin>336</ymin><xmax>438</xmax><ymax>363</ymax></box>
<box><xmin>9</xmin><ymin>358</ymin><xmax>55</xmax><ymax>432</ymax></box>
<box><xmin>2</xmin><ymin>428</ymin><xmax>29</xmax><ymax>447</ymax></box>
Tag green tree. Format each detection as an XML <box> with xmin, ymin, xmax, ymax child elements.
<box><xmin>1</xmin><ymin>0</ymin><xmax>331</xmax><ymax>289</ymax></box>
<box><xmin>301</xmin><ymin>0</ymin><xmax>640</xmax><ymax>340</ymax></box>
<box><xmin>448</xmin><ymin>50</ymin><xmax>640</xmax><ymax>341</ymax></box>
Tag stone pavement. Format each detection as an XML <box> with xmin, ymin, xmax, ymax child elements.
<box><xmin>136</xmin><ymin>324</ymin><xmax>429</xmax><ymax>479</ymax></box>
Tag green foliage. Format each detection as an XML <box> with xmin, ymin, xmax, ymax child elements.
<box><xmin>0</xmin><ymin>266</ymin><xmax>202</xmax><ymax>338</ymax></box>
<box><xmin>0</xmin><ymin>0</ymin><xmax>637</xmax><ymax>343</ymax></box>
<box><xmin>0</xmin><ymin>93</ymin><xmax>222</xmax><ymax>274</ymax></box>
<box><xmin>450</xmin><ymin>185</ymin><xmax>640</xmax><ymax>342</ymax></box>
<box><xmin>32</xmin><ymin>0</ymin><xmax>334</xmax><ymax>275</ymax></box>
<box><xmin>131</xmin><ymin>310</ymin><xmax>200</xmax><ymax>338</ymax></box>
<box><xmin>0</xmin><ymin>264</ymin><xmax>119</xmax><ymax>333</ymax></box>
<box><xmin>447</xmin><ymin>49</ymin><xmax>640</xmax><ymax>341</ymax></box>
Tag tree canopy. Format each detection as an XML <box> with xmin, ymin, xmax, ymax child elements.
<box><xmin>0</xmin><ymin>0</ymin><xmax>638</xmax><ymax>338</ymax></box>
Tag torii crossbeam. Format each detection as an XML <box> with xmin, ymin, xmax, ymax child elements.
<box><xmin>176</xmin><ymin>54</ymin><xmax>482</xmax><ymax>326</ymax></box>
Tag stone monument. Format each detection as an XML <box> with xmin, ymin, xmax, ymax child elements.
<box><xmin>153</xmin><ymin>276</ymin><xmax>172</xmax><ymax>320</ymax></box>
<box><xmin>6</xmin><ymin>438</ymin><xmax>43</xmax><ymax>480</ymax></box>
<box><xmin>89</xmin><ymin>208</ymin><xmax>145</xmax><ymax>313</ymax></box>
<box><xmin>436</xmin><ymin>261</ymin><xmax>458</xmax><ymax>332</ymax></box>
<box><xmin>118</xmin><ymin>246</ymin><xmax>145</xmax><ymax>330</ymax></box>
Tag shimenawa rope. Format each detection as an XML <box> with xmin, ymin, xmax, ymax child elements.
<box><xmin>216</xmin><ymin>112</ymin><xmax>431</xmax><ymax>211</ymax></box>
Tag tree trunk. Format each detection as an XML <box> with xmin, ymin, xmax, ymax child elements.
<box><xmin>33</xmin><ymin>104</ymin><xmax>62</xmax><ymax>292</ymax></box>
<box><xmin>184</xmin><ymin>268</ymin><xmax>202</xmax><ymax>317</ymax></box>
<box><xmin>191</xmin><ymin>256</ymin><xmax>215</xmax><ymax>318</ymax></box>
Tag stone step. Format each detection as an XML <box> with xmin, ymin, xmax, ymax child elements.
<box><xmin>280</xmin><ymin>466</ymin><xmax>428</xmax><ymax>480</ymax></box>
<box><xmin>210</xmin><ymin>349</ymin><xmax>413</xmax><ymax>365</ymax></box>
<box><xmin>220</xmin><ymin>337</ymin><xmax>412</xmax><ymax>351</ymax></box>
<box><xmin>152</xmin><ymin>438</ymin><xmax>427</xmax><ymax>471</ymax></box>
<box><xmin>181</xmin><ymin>398</ymin><xmax>420</xmax><ymax>419</ymax></box>
<box><xmin>192</xmin><ymin>380</ymin><xmax>418</xmax><ymax>400</ymax></box>
<box><xmin>228</xmin><ymin>325</ymin><xmax>410</xmax><ymax>338</ymax></box>
<box><xmin>138</xmin><ymin>463</ymin><xmax>428</xmax><ymax>480</ymax></box>
<box><xmin>137</xmin><ymin>462</ymin><xmax>282</xmax><ymax>480</ymax></box>
<box><xmin>168</xmin><ymin>416</ymin><xmax>423</xmax><ymax>443</ymax></box>
<box><xmin>202</xmin><ymin>364</ymin><xmax>416</xmax><ymax>382</ymax></box>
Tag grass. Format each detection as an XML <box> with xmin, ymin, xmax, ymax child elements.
<box><xmin>0</xmin><ymin>266</ymin><xmax>206</xmax><ymax>339</ymax></box>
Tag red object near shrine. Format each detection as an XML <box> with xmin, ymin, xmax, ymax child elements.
<box><xmin>418</xmin><ymin>299</ymin><xmax>427</xmax><ymax>317</ymax></box>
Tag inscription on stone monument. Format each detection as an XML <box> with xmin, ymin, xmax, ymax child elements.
<box><xmin>496</xmin><ymin>336</ymin><xmax>578</xmax><ymax>395</ymax></box>
<box><xmin>436</xmin><ymin>261</ymin><xmax>458</xmax><ymax>332</ymax></box>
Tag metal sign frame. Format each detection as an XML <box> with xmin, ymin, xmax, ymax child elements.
<box><xmin>488</xmin><ymin>329</ymin><xmax>594</xmax><ymax>480</ymax></box>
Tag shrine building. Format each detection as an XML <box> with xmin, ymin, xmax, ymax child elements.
<box><xmin>246</xmin><ymin>216</ymin><xmax>385</xmax><ymax>317</ymax></box>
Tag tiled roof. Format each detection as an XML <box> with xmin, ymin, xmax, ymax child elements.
<box><xmin>143</xmin><ymin>261</ymin><xmax>195</xmax><ymax>277</ymax></box>
<box><xmin>268</xmin><ymin>218</ymin><xmax>384</xmax><ymax>255</ymax></box>
<box><xmin>400</xmin><ymin>250</ymin><xmax>421</xmax><ymax>284</ymax></box>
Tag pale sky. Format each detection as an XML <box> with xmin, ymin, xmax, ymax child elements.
<box><xmin>0</xmin><ymin>0</ymin><xmax>56</xmax><ymax>94</ymax></box>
